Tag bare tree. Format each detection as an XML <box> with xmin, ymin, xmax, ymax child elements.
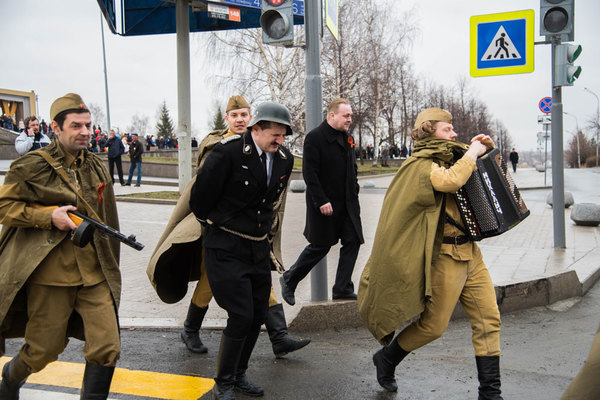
<box><xmin>197</xmin><ymin>26</ymin><xmax>306</xmax><ymax>147</ymax></box>
<box><xmin>87</xmin><ymin>103</ymin><xmax>106</xmax><ymax>131</ymax></box>
<box><xmin>128</xmin><ymin>113</ymin><xmax>150</xmax><ymax>136</ymax></box>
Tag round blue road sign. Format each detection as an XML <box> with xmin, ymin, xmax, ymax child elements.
<box><xmin>539</xmin><ymin>97</ymin><xmax>552</xmax><ymax>114</ymax></box>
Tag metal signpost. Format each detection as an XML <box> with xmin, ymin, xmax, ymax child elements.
<box><xmin>538</xmin><ymin>96</ymin><xmax>552</xmax><ymax>185</ymax></box>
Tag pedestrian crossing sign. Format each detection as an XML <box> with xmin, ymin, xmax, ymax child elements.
<box><xmin>470</xmin><ymin>10</ymin><xmax>534</xmax><ymax>77</ymax></box>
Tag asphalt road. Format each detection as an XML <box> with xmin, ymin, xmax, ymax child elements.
<box><xmin>4</xmin><ymin>278</ymin><xmax>599</xmax><ymax>400</ymax></box>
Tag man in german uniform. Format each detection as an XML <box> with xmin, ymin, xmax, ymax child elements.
<box><xmin>190</xmin><ymin>102</ymin><xmax>294</xmax><ymax>400</ymax></box>
<box><xmin>0</xmin><ymin>93</ymin><xmax>121</xmax><ymax>399</ymax></box>
<box><xmin>147</xmin><ymin>96</ymin><xmax>309</xmax><ymax>358</ymax></box>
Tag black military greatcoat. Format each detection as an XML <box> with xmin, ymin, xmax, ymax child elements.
<box><xmin>302</xmin><ymin>120</ymin><xmax>364</xmax><ymax>247</ymax></box>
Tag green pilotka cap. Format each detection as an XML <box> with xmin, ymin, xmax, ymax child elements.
<box><xmin>226</xmin><ymin>95</ymin><xmax>250</xmax><ymax>112</ymax></box>
<box><xmin>414</xmin><ymin>108</ymin><xmax>452</xmax><ymax>129</ymax></box>
<box><xmin>50</xmin><ymin>93</ymin><xmax>89</xmax><ymax>121</ymax></box>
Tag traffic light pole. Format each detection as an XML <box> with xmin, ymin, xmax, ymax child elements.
<box><xmin>176</xmin><ymin>0</ymin><xmax>192</xmax><ymax>193</ymax></box>
<box><xmin>304</xmin><ymin>0</ymin><xmax>328</xmax><ymax>302</ymax></box>
<box><xmin>550</xmin><ymin>37</ymin><xmax>566</xmax><ymax>248</ymax></box>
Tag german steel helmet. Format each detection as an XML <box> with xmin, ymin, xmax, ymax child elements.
<box><xmin>248</xmin><ymin>102</ymin><xmax>293</xmax><ymax>136</ymax></box>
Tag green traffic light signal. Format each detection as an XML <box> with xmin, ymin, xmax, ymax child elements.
<box><xmin>554</xmin><ymin>43</ymin><xmax>582</xmax><ymax>86</ymax></box>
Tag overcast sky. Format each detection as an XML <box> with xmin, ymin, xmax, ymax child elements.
<box><xmin>2</xmin><ymin>0</ymin><xmax>599</xmax><ymax>151</ymax></box>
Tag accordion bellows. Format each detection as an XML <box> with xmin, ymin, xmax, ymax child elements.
<box><xmin>454</xmin><ymin>148</ymin><xmax>530</xmax><ymax>241</ymax></box>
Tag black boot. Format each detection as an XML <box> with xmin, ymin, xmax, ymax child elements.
<box><xmin>0</xmin><ymin>356</ymin><xmax>31</xmax><ymax>400</ymax></box>
<box><xmin>213</xmin><ymin>334</ymin><xmax>245</xmax><ymax>400</ymax></box>
<box><xmin>265</xmin><ymin>304</ymin><xmax>311</xmax><ymax>358</ymax></box>
<box><xmin>79</xmin><ymin>363</ymin><xmax>115</xmax><ymax>400</ymax></box>
<box><xmin>234</xmin><ymin>328</ymin><xmax>264</xmax><ymax>397</ymax></box>
<box><xmin>476</xmin><ymin>356</ymin><xmax>503</xmax><ymax>400</ymax></box>
<box><xmin>181</xmin><ymin>303</ymin><xmax>209</xmax><ymax>353</ymax></box>
<box><xmin>372</xmin><ymin>338</ymin><xmax>409</xmax><ymax>392</ymax></box>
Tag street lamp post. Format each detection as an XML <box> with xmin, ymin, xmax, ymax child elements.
<box><xmin>584</xmin><ymin>87</ymin><xmax>599</xmax><ymax>167</ymax></box>
<box><xmin>563</xmin><ymin>111</ymin><xmax>580</xmax><ymax>168</ymax></box>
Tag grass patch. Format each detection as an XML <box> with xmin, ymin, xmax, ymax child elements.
<box><xmin>118</xmin><ymin>191</ymin><xmax>181</xmax><ymax>200</ymax></box>
<box><xmin>294</xmin><ymin>157</ymin><xmax>398</xmax><ymax>175</ymax></box>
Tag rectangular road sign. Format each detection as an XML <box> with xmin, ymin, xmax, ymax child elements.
<box><xmin>470</xmin><ymin>10</ymin><xmax>534</xmax><ymax>77</ymax></box>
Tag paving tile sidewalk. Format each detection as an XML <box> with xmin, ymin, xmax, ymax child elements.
<box><xmin>1</xmin><ymin>163</ymin><xmax>599</xmax><ymax>331</ymax></box>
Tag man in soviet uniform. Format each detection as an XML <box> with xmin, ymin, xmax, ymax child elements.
<box><xmin>357</xmin><ymin>108</ymin><xmax>503</xmax><ymax>399</ymax></box>
<box><xmin>0</xmin><ymin>93</ymin><xmax>121</xmax><ymax>399</ymax></box>
<box><xmin>190</xmin><ymin>102</ymin><xmax>294</xmax><ymax>399</ymax></box>
<box><xmin>147</xmin><ymin>96</ymin><xmax>308</xmax><ymax>358</ymax></box>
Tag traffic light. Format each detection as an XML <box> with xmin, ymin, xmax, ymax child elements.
<box><xmin>554</xmin><ymin>43</ymin><xmax>582</xmax><ymax>86</ymax></box>
<box><xmin>540</xmin><ymin>0</ymin><xmax>574</xmax><ymax>41</ymax></box>
<box><xmin>260</xmin><ymin>0</ymin><xmax>294</xmax><ymax>46</ymax></box>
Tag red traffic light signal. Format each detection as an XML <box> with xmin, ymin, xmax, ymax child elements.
<box><xmin>265</xmin><ymin>0</ymin><xmax>284</xmax><ymax>5</ymax></box>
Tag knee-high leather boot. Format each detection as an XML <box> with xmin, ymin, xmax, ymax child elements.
<box><xmin>265</xmin><ymin>304</ymin><xmax>311</xmax><ymax>358</ymax></box>
<box><xmin>476</xmin><ymin>356</ymin><xmax>503</xmax><ymax>400</ymax></box>
<box><xmin>372</xmin><ymin>337</ymin><xmax>409</xmax><ymax>392</ymax></box>
<box><xmin>234</xmin><ymin>328</ymin><xmax>264</xmax><ymax>397</ymax></box>
<box><xmin>0</xmin><ymin>356</ymin><xmax>31</xmax><ymax>400</ymax></box>
<box><xmin>181</xmin><ymin>303</ymin><xmax>209</xmax><ymax>353</ymax></box>
<box><xmin>213</xmin><ymin>334</ymin><xmax>245</xmax><ymax>400</ymax></box>
<box><xmin>80</xmin><ymin>362</ymin><xmax>115</xmax><ymax>400</ymax></box>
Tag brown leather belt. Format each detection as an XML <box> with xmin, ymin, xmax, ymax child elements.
<box><xmin>442</xmin><ymin>235</ymin><xmax>469</xmax><ymax>245</ymax></box>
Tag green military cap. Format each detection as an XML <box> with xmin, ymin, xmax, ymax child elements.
<box><xmin>50</xmin><ymin>93</ymin><xmax>89</xmax><ymax>121</ymax></box>
<box><xmin>226</xmin><ymin>95</ymin><xmax>250</xmax><ymax>112</ymax></box>
<box><xmin>414</xmin><ymin>108</ymin><xmax>452</xmax><ymax>129</ymax></box>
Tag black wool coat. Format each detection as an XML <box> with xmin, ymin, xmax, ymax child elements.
<box><xmin>302</xmin><ymin>121</ymin><xmax>364</xmax><ymax>246</ymax></box>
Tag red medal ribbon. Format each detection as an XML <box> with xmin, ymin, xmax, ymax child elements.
<box><xmin>97</xmin><ymin>182</ymin><xmax>105</xmax><ymax>203</ymax></box>
<box><xmin>347</xmin><ymin>136</ymin><xmax>355</xmax><ymax>148</ymax></box>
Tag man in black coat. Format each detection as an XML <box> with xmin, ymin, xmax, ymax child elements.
<box><xmin>107</xmin><ymin>129</ymin><xmax>126</xmax><ymax>185</ymax></box>
<box><xmin>280</xmin><ymin>98</ymin><xmax>364</xmax><ymax>305</ymax></box>
<box><xmin>509</xmin><ymin>148</ymin><xmax>519</xmax><ymax>173</ymax></box>
<box><xmin>125</xmin><ymin>133</ymin><xmax>144</xmax><ymax>187</ymax></box>
<box><xmin>190</xmin><ymin>102</ymin><xmax>294</xmax><ymax>400</ymax></box>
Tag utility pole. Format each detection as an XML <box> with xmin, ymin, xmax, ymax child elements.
<box><xmin>175</xmin><ymin>0</ymin><xmax>192</xmax><ymax>192</ymax></box>
<box><xmin>304</xmin><ymin>0</ymin><xmax>327</xmax><ymax>302</ymax></box>
<box><xmin>100</xmin><ymin>12</ymin><xmax>111</xmax><ymax>130</ymax></box>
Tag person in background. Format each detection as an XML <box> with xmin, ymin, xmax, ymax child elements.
<box><xmin>14</xmin><ymin>116</ymin><xmax>51</xmax><ymax>156</ymax></box>
<box><xmin>107</xmin><ymin>129</ymin><xmax>126</xmax><ymax>186</ymax></box>
<box><xmin>509</xmin><ymin>148</ymin><xmax>519</xmax><ymax>173</ymax></box>
<box><xmin>125</xmin><ymin>133</ymin><xmax>143</xmax><ymax>187</ymax></box>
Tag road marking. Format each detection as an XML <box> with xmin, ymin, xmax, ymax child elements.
<box><xmin>0</xmin><ymin>357</ymin><xmax>213</xmax><ymax>400</ymax></box>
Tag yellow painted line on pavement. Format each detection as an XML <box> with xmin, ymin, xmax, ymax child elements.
<box><xmin>0</xmin><ymin>357</ymin><xmax>213</xmax><ymax>399</ymax></box>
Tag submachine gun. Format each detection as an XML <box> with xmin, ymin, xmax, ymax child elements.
<box><xmin>34</xmin><ymin>205</ymin><xmax>144</xmax><ymax>251</ymax></box>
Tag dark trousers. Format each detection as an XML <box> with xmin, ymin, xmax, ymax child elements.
<box><xmin>511</xmin><ymin>161</ymin><xmax>517</xmax><ymax>173</ymax></box>
<box><xmin>284</xmin><ymin>216</ymin><xmax>360</xmax><ymax>296</ymax></box>
<box><xmin>204</xmin><ymin>246</ymin><xmax>271</xmax><ymax>339</ymax></box>
<box><xmin>108</xmin><ymin>156</ymin><xmax>124</xmax><ymax>184</ymax></box>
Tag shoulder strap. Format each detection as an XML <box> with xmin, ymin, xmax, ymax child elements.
<box><xmin>37</xmin><ymin>150</ymin><xmax>104</xmax><ymax>223</ymax></box>
<box><xmin>445</xmin><ymin>214</ymin><xmax>467</xmax><ymax>235</ymax></box>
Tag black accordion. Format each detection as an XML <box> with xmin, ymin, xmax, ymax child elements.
<box><xmin>454</xmin><ymin>148</ymin><xmax>529</xmax><ymax>241</ymax></box>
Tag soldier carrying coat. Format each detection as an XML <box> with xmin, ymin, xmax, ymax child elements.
<box><xmin>146</xmin><ymin>96</ymin><xmax>309</xmax><ymax>360</ymax></box>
